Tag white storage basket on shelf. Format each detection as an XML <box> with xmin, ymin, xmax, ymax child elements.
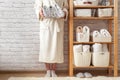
<box><xmin>76</xmin><ymin>26</ymin><xmax>90</xmax><ymax>42</ymax></box>
<box><xmin>74</xmin><ymin>52</ymin><xmax>91</xmax><ymax>67</ymax></box>
<box><xmin>93</xmin><ymin>36</ymin><xmax>112</xmax><ymax>42</ymax></box>
<box><xmin>75</xmin><ymin>9</ymin><xmax>91</xmax><ymax>17</ymax></box>
<box><xmin>92</xmin><ymin>29</ymin><xmax>112</xmax><ymax>42</ymax></box>
<box><xmin>73</xmin><ymin>45</ymin><xmax>91</xmax><ymax>67</ymax></box>
<box><xmin>98</xmin><ymin>8</ymin><xmax>113</xmax><ymax>17</ymax></box>
<box><xmin>74</xmin><ymin>0</ymin><xmax>99</xmax><ymax>6</ymax></box>
<box><xmin>92</xmin><ymin>52</ymin><xmax>110</xmax><ymax>67</ymax></box>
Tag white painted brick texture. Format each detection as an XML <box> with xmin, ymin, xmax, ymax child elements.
<box><xmin>0</xmin><ymin>0</ymin><xmax>119</xmax><ymax>71</ymax></box>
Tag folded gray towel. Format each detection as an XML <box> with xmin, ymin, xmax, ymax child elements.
<box><xmin>42</xmin><ymin>4</ymin><xmax>64</xmax><ymax>18</ymax></box>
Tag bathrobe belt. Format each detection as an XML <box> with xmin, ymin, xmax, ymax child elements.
<box><xmin>40</xmin><ymin>19</ymin><xmax>60</xmax><ymax>32</ymax></box>
<box><xmin>54</xmin><ymin>20</ymin><xmax>60</xmax><ymax>32</ymax></box>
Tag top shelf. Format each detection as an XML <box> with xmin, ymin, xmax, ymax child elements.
<box><xmin>74</xmin><ymin>5</ymin><xmax>114</xmax><ymax>9</ymax></box>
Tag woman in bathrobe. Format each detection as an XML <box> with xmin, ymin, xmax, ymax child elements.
<box><xmin>34</xmin><ymin>0</ymin><xmax>68</xmax><ymax>77</ymax></box>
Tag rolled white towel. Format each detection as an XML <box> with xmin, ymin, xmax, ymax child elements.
<box><xmin>73</xmin><ymin>45</ymin><xmax>83</xmax><ymax>53</ymax></box>
<box><xmin>93</xmin><ymin>43</ymin><xmax>102</xmax><ymax>52</ymax></box>
<box><xmin>83</xmin><ymin>45</ymin><xmax>90</xmax><ymax>52</ymax></box>
<box><xmin>83</xmin><ymin>26</ymin><xmax>90</xmax><ymax>34</ymax></box>
<box><xmin>102</xmin><ymin>44</ymin><xmax>109</xmax><ymax>52</ymax></box>
<box><xmin>100</xmin><ymin>29</ymin><xmax>111</xmax><ymax>37</ymax></box>
<box><xmin>74</xmin><ymin>0</ymin><xmax>78</xmax><ymax>6</ymax></box>
<box><xmin>93</xmin><ymin>30</ymin><xmax>101</xmax><ymax>38</ymax></box>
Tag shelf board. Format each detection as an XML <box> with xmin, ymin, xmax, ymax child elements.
<box><xmin>74</xmin><ymin>17</ymin><xmax>114</xmax><ymax>20</ymax></box>
<box><xmin>74</xmin><ymin>65</ymin><xmax>113</xmax><ymax>69</ymax></box>
<box><xmin>73</xmin><ymin>42</ymin><xmax>113</xmax><ymax>44</ymax></box>
<box><xmin>74</xmin><ymin>5</ymin><xmax>114</xmax><ymax>9</ymax></box>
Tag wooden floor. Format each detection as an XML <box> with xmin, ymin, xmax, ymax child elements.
<box><xmin>0</xmin><ymin>71</ymin><xmax>120</xmax><ymax>80</ymax></box>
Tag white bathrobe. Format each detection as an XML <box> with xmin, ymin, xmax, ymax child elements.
<box><xmin>34</xmin><ymin>0</ymin><xmax>68</xmax><ymax>63</ymax></box>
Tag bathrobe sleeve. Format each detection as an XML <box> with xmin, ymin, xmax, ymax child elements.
<box><xmin>63</xmin><ymin>0</ymin><xmax>68</xmax><ymax>21</ymax></box>
<box><xmin>34</xmin><ymin>0</ymin><xmax>43</xmax><ymax>20</ymax></box>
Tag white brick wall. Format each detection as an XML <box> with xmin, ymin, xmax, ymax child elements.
<box><xmin>0</xmin><ymin>0</ymin><xmax>119</xmax><ymax>71</ymax></box>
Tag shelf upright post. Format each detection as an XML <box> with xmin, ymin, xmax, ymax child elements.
<box><xmin>114</xmin><ymin>0</ymin><xmax>118</xmax><ymax>77</ymax></box>
<box><xmin>69</xmin><ymin>0</ymin><xmax>74</xmax><ymax>76</ymax></box>
<box><xmin>108</xmin><ymin>0</ymin><xmax>113</xmax><ymax>76</ymax></box>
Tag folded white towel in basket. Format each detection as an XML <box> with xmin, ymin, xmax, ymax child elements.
<box><xmin>76</xmin><ymin>26</ymin><xmax>90</xmax><ymax>42</ymax></box>
<box><xmin>83</xmin><ymin>26</ymin><xmax>90</xmax><ymax>34</ymax></box>
<box><xmin>93</xmin><ymin>30</ymin><xmax>101</xmax><ymax>38</ymax></box>
<box><xmin>93</xmin><ymin>43</ymin><xmax>109</xmax><ymax>53</ymax></box>
<box><xmin>83</xmin><ymin>45</ymin><xmax>90</xmax><ymax>52</ymax></box>
<box><xmin>100</xmin><ymin>29</ymin><xmax>111</xmax><ymax>37</ymax></box>
<box><xmin>102</xmin><ymin>44</ymin><xmax>109</xmax><ymax>52</ymax></box>
<box><xmin>93</xmin><ymin>43</ymin><xmax>102</xmax><ymax>52</ymax></box>
<box><xmin>73</xmin><ymin>45</ymin><xmax>83</xmax><ymax>53</ymax></box>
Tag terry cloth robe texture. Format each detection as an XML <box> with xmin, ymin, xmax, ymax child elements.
<box><xmin>34</xmin><ymin>0</ymin><xmax>68</xmax><ymax>63</ymax></box>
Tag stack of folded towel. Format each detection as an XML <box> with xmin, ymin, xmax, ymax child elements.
<box><xmin>76</xmin><ymin>26</ymin><xmax>90</xmax><ymax>42</ymax></box>
<box><xmin>92</xmin><ymin>29</ymin><xmax>112</xmax><ymax>42</ymax></box>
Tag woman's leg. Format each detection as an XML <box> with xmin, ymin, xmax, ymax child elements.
<box><xmin>45</xmin><ymin>63</ymin><xmax>51</xmax><ymax>77</ymax></box>
<box><xmin>45</xmin><ymin>63</ymin><xmax>51</xmax><ymax>70</ymax></box>
<box><xmin>51</xmin><ymin>63</ymin><xmax>57</xmax><ymax>77</ymax></box>
<box><xmin>51</xmin><ymin>63</ymin><xmax>56</xmax><ymax>70</ymax></box>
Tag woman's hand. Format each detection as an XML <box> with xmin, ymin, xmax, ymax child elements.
<box><xmin>63</xmin><ymin>11</ymin><xmax>66</xmax><ymax>19</ymax></box>
<box><xmin>60</xmin><ymin>11</ymin><xmax>66</xmax><ymax>19</ymax></box>
<box><xmin>39</xmin><ymin>9</ymin><xmax>44</xmax><ymax>19</ymax></box>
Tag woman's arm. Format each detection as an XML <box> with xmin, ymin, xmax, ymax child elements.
<box><xmin>63</xmin><ymin>0</ymin><xmax>68</xmax><ymax>21</ymax></box>
<box><xmin>34</xmin><ymin>0</ymin><xmax>43</xmax><ymax>20</ymax></box>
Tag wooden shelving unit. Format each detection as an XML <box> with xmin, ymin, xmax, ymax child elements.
<box><xmin>69</xmin><ymin>0</ymin><xmax>118</xmax><ymax>77</ymax></box>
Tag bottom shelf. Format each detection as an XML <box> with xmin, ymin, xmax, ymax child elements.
<box><xmin>73</xmin><ymin>65</ymin><xmax>113</xmax><ymax>69</ymax></box>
